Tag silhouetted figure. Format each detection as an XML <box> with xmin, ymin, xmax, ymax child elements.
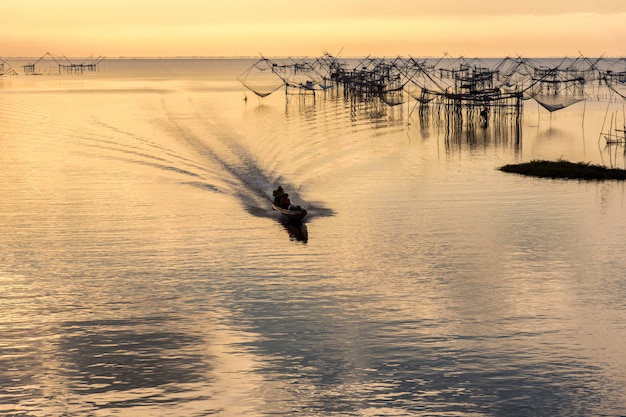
<box><xmin>280</xmin><ymin>193</ymin><xmax>291</xmax><ymax>209</ymax></box>
<box><xmin>480</xmin><ymin>108</ymin><xmax>489</xmax><ymax>128</ymax></box>
<box><xmin>273</xmin><ymin>186</ymin><xmax>284</xmax><ymax>205</ymax></box>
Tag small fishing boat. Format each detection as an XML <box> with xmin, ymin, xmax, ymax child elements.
<box><xmin>603</xmin><ymin>109</ymin><xmax>626</xmax><ymax>144</ymax></box>
<box><xmin>604</xmin><ymin>129</ymin><xmax>626</xmax><ymax>144</ymax></box>
<box><xmin>272</xmin><ymin>203</ymin><xmax>307</xmax><ymax>221</ymax></box>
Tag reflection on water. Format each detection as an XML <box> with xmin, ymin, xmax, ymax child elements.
<box><xmin>1</xmin><ymin>59</ymin><xmax>625</xmax><ymax>416</ymax></box>
<box><xmin>280</xmin><ymin>218</ymin><xmax>308</xmax><ymax>242</ymax></box>
<box><xmin>601</xmin><ymin>141</ymin><xmax>626</xmax><ymax>169</ymax></box>
<box><xmin>58</xmin><ymin>318</ymin><xmax>209</xmax><ymax>396</ymax></box>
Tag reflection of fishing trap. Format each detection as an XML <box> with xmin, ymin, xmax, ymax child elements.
<box><xmin>437</xmin><ymin>93</ymin><xmax>522</xmax><ymax>145</ymax></box>
<box><xmin>436</xmin><ymin>63</ymin><xmax>523</xmax><ymax>141</ymax></box>
<box><xmin>238</xmin><ymin>53</ymin><xmax>623</xmax><ymax>141</ymax></box>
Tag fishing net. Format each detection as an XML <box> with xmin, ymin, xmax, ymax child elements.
<box><xmin>395</xmin><ymin>58</ymin><xmax>445</xmax><ymax>103</ymax></box>
<box><xmin>405</xmin><ymin>86</ymin><xmax>436</xmax><ymax>103</ymax></box>
<box><xmin>606</xmin><ymin>78</ymin><xmax>626</xmax><ymax>100</ymax></box>
<box><xmin>380</xmin><ymin>86</ymin><xmax>406</xmax><ymax>106</ymax></box>
<box><xmin>237</xmin><ymin>58</ymin><xmax>284</xmax><ymax>98</ymax></box>
<box><xmin>530</xmin><ymin>93</ymin><xmax>585</xmax><ymax>112</ymax></box>
<box><xmin>526</xmin><ymin>74</ymin><xmax>586</xmax><ymax>112</ymax></box>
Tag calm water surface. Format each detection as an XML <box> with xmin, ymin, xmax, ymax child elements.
<box><xmin>1</xmin><ymin>59</ymin><xmax>625</xmax><ymax>416</ymax></box>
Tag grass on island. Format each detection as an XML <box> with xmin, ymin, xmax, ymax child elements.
<box><xmin>498</xmin><ymin>159</ymin><xmax>626</xmax><ymax>180</ymax></box>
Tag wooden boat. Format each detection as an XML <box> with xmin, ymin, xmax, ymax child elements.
<box><xmin>272</xmin><ymin>203</ymin><xmax>307</xmax><ymax>221</ymax></box>
<box><xmin>603</xmin><ymin>110</ymin><xmax>626</xmax><ymax>144</ymax></box>
<box><xmin>604</xmin><ymin>130</ymin><xmax>626</xmax><ymax>144</ymax></box>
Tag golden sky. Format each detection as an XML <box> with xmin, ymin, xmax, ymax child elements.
<box><xmin>2</xmin><ymin>0</ymin><xmax>625</xmax><ymax>57</ymax></box>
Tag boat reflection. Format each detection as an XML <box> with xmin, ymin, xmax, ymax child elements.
<box><xmin>280</xmin><ymin>218</ymin><xmax>308</xmax><ymax>243</ymax></box>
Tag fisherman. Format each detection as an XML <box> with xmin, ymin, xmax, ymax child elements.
<box><xmin>479</xmin><ymin>108</ymin><xmax>489</xmax><ymax>128</ymax></box>
<box><xmin>272</xmin><ymin>186</ymin><xmax>284</xmax><ymax>205</ymax></box>
<box><xmin>280</xmin><ymin>193</ymin><xmax>291</xmax><ymax>209</ymax></box>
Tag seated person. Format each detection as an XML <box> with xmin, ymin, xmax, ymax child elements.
<box><xmin>280</xmin><ymin>193</ymin><xmax>291</xmax><ymax>209</ymax></box>
<box><xmin>272</xmin><ymin>186</ymin><xmax>284</xmax><ymax>205</ymax></box>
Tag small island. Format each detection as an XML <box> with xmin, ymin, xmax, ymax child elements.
<box><xmin>498</xmin><ymin>159</ymin><xmax>626</xmax><ymax>180</ymax></box>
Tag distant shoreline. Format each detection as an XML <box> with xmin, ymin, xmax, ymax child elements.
<box><xmin>4</xmin><ymin>55</ymin><xmax>625</xmax><ymax>61</ymax></box>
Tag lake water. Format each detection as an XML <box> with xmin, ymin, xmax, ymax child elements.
<box><xmin>1</xmin><ymin>58</ymin><xmax>625</xmax><ymax>416</ymax></box>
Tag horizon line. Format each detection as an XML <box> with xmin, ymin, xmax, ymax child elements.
<box><xmin>4</xmin><ymin>54</ymin><xmax>626</xmax><ymax>60</ymax></box>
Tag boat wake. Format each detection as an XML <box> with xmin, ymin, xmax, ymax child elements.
<box><xmin>156</xmin><ymin>93</ymin><xmax>333</xmax><ymax>220</ymax></box>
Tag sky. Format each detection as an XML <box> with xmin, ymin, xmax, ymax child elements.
<box><xmin>2</xmin><ymin>0</ymin><xmax>626</xmax><ymax>58</ymax></box>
